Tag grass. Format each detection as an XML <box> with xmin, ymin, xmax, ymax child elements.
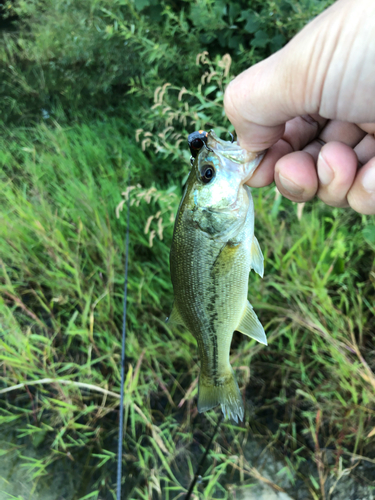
<box><xmin>0</xmin><ymin>119</ymin><xmax>375</xmax><ymax>499</ymax></box>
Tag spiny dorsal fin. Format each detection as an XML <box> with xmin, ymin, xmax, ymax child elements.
<box><xmin>166</xmin><ymin>303</ymin><xmax>185</xmax><ymax>326</ymax></box>
<box><xmin>236</xmin><ymin>301</ymin><xmax>267</xmax><ymax>345</ymax></box>
<box><xmin>250</xmin><ymin>236</ymin><xmax>264</xmax><ymax>278</ymax></box>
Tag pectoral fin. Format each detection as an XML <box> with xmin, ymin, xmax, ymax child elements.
<box><xmin>236</xmin><ymin>301</ymin><xmax>267</xmax><ymax>345</ymax></box>
<box><xmin>250</xmin><ymin>236</ymin><xmax>264</xmax><ymax>278</ymax></box>
<box><xmin>166</xmin><ymin>303</ymin><xmax>184</xmax><ymax>326</ymax></box>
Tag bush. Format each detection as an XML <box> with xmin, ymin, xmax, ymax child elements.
<box><xmin>0</xmin><ymin>0</ymin><xmax>334</xmax><ymax>124</ymax></box>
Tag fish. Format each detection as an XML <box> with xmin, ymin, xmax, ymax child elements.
<box><xmin>168</xmin><ymin>130</ymin><xmax>267</xmax><ymax>422</ymax></box>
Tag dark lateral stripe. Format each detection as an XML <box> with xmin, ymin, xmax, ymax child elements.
<box><xmin>212</xmin><ymin>332</ymin><xmax>218</xmax><ymax>386</ymax></box>
<box><xmin>209</xmin><ymin>260</ymin><xmax>220</xmax><ymax>386</ymax></box>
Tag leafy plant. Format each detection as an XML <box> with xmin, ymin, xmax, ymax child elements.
<box><xmin>0</xmin><ymin>0</ymin><xmax>335</xmax><ymax>124</ymax></box>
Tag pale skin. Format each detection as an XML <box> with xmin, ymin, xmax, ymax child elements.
<box><xmin>224</xmin><ymin>0</ymin><xmax>375</xmax><ymax>215</ymax></box>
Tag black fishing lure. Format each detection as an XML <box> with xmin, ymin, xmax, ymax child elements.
<box><xmin>188</xmin><ymin>130</ymin><xmax>209</xmax><ymax>158</ymax></box>
<box><xmin>188</xmin><ymin>130</ymin><xmax>234</xmax><ymax>164</ymax></box>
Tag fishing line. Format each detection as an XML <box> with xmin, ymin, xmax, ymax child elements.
<box><xmin>117</xmin><ymin>173</ymin><xmax>131</xmax><ymax>500</ymax></box>
<box><xmin>185</xmin><ymin>414</ymin><xmax>223</xmax><ymax>499</ymax></box>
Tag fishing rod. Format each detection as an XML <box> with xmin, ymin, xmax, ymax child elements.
<box><xmin>185</xmin><ymin>414</ymin><xmax>223</xmax><ymax>499</ymax></box>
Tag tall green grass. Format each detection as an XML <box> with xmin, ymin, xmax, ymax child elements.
<box><xmin>0</xmin><ymin>120</ymin><xmax>374</xmax><ymax>499</ymax></box>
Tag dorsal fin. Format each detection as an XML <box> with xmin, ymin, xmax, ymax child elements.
<box><xmin>236</xmin><ymin>301</ymin><xmax>267</xmax><ymax>345</ymax></box>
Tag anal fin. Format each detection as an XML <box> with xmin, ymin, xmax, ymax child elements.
<box><xmin>236</xmin><ymin>301</ymin><xmax>267</xmax><ymax>345</ymax></box>
<box><xmin>250</xmin><ymin>236</ymin><xmax>264</xmax><ymax>278</ymax></box>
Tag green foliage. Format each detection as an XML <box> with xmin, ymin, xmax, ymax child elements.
<box><xmin>0</xmin><ymin>0</ymin><xmax>334</xmax><ymax>124</ymax></box>
<box><xmin>134</xmin><ymin>51</ymin><xmax>234</xmax><ymax>168</ymax></box>
<box><xmin>0</xmin><ymin>0</ymin><xmax>146</xmax><ymax>122</ymax></box>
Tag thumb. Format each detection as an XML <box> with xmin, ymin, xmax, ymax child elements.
<box><xmin>223</xmin><ymin>52</ymin><xmax>292</xmax><ymax>151</ymax></box>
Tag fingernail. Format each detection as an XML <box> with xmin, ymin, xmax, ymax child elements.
<box><xmin>362</xmin><ymin>166</ymin><xmax>375</xmax><ymax>193</ymax></box>
<box><xmin>278</xmin><ymin>175</ymin><xmax>304</xmax><ymax>196</ymax></box>
<box><xmin>318</xmin><ymin>152</ymin><xmax>334</xmax><ymax>185</ymax></box>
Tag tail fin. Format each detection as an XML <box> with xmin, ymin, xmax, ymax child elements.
<box><xmin>197</xmin><ymin>370</ymin><xmax>244</xmax><ymax>423</ymax></box>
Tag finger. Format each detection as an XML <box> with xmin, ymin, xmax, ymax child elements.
<box><xmin>224</xmin><ymin>55</ymin><xmax>287</xmax><ymax>151</ymax></box>
<box><xmin>316</xmin><ymin>142</ymin><xmax>358</xmax><ymax>207</ymax></box>
<box><xmin>299</xmin><ymin>121</ymin><xmax>367</xmax><ymax>173</ymax></box>
<box><xmin>358</xmin><ymin>123</ymin><xmax>375</xmax><ymax>135</ymax></box>
<box><xmin>347</xmin><ymin>157</ymin><xmax>375</xmax><ymax>215</ymax></box>
<box><xmin>249</xmin><ymin>123</ymin><xmax>373</xmax><ymax>190</ymax></box>
<box><xmin>248</xmin><ymin>139</ymin><xmax>292</xmax><ymax>187</ymax></box>
<box><xmin>319</xmin><ymin>120</ymin><xmax>367</xmax><ymax>145</ymax></box>
<box><xmin>275</xmin><ymin>151</ymin><xmax>318</xmax><ymax>202</ymax></box>
<box><xmin>248</xmin><ymin>114</ymin><xmax>326</xmax><ymax>187</ymax></box>
<box><xmin>283</xmin><ymin>114</ymin><xmax>327</xmax><ymax>151</ymax></box>
<box><xmin>354</xmin><ymin>134</ymin><xmax>375</xmax><ymax>166</ymax></box>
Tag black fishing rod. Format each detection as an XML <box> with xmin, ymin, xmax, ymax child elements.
<box><xmin>185</xmin><ymin>414</ymin><xmax>223</xmax><ymax>499</ymax></box>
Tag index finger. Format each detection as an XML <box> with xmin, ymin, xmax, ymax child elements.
<box><xmin>245</xmin><ymin>113</ymin><xmax>327</xmax><ymax>187</ymax></box>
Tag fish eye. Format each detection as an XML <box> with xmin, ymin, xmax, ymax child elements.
<box><xmin>200</xmin><ymin>164</ymin><xmax>215</xmax><ymax>184</ymax></box>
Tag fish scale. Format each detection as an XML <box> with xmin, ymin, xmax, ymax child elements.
<box><xmin>168</xmin><ymin>130</ymin><xmax>267</xmax><ymax>422</ymax></box>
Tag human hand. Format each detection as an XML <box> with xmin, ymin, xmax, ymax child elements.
<box><xmin>224</xmin><ymin>0</ymin><xmax>375</xmax><ymax>215</ymax></box>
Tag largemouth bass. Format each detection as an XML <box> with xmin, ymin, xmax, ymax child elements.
<box><xmin>168</xmin><ymin>130</ymin><xmax>267</xmax><ymax>422</ymax></box>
